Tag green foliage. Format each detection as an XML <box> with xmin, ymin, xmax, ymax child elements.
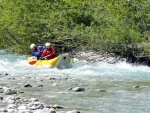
<box><xmin>141</xmin><ymin>43</ymin><xmax>150</xmax><ymax>53</ymax></box>
<box><xmin>0</xmin><ymin>0</ymin><xmax>150</xmax><ymax>55</ymax></box>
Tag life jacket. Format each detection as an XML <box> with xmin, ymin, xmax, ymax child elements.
<box><xmin>32</xmin><ymin>46</ymin><xmax>46</xmax><ymax>59</ymax></box>
<box><xmin>41</xmin><ymin>47</ymin><xmax>56</xmax><ymax>60</ymax></box>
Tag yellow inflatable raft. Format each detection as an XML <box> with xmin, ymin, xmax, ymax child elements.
<box><xmin>28</xmin><ymin>53</ymin><xmax>71</xmax><ymax>68</ymax></box>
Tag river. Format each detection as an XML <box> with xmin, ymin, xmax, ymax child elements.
<box><xmin>0</xmin><ymin>50</ymin><xmax>150</xmax><ymax>113</ymax></box>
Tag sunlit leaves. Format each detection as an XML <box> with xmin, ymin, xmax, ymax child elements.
<box><xmin>0</xmin><ymin>0</ymin><xmax>150</xmax><ymax>54</ymax></box>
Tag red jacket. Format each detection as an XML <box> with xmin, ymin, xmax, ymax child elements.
<box><xmin>41</xmin><ymin>47</ymin><xmax>56</xmax><ymax>60</ymax></box>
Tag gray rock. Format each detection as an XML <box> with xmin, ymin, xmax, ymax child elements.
<box><xmin>44</xmin><ymin>104</ymin><xmax>53</xmax><ymax>109</ymax></box>
<box><xmin>95</xmin><ymin>89</ymin><xmax>106</xmax><ymax>92</ymax></box>
<box><xmin>7</xmin><ymin>109</ymin><xmax>16</xmax><ymax>113</ymax></box>
<box><xmin>28</xmin><ymin>106</ymin><xmax>37</xmax><ymax>110</ymax></box>
<box><xmin>24</xmin><ymin>83</ymin><xmax>32</xmax><ymax>87</ymax></box>
<box><xmin>5</xmin><ymin>96</ymin><xmax>16</xmax><ymax>103</ymax></box>
<box><xmin>0</xmin><ymin>108</ymin><xmax>8</xmax><ymax>112</ymax></box>
<box><xmin>133</xmin><ymin>85</ymin><xmax>139</xmax><ymax>88</ymax></box>
<box><xmin>33</xmin><ymin>102</ymin><xmax>44</xmax><ymax>109</ymax></box>
<box><xmin>52</xmin><ymin>104</ymin><xmax>63</xmax><ymax>109</ymax></box>
<box><xmin>50</xmin><ymin>108</ymin><xmax>56</xmax><ymax>113</ymax></box>
<box><xmin>0</xmin><ymin>97</ymin><xmax>3</xmax><ymax>101</ymax></box>
<box><xmin>0</xmin><ymin>88</ymin><xmax>4</xmax><ymax>93</ymax></box>
<box><xmin>4</xmin><ymin>88</ymin><xmax>17</xmax><ymax>95</ymax></box>
<box><xmin>19</xmin><ymin>109</ymin><xmax>33</xmax><ymax>113</ymax></box>
<box><xmin>38</xmin><ymin>85</ymin><xmax>43</xmax><ymax>87</ymax></box>
<box><xmin>27</xmin><ymin>102</ymin><xmax>34</xmax><ymax>108</ymax></box>
<box><xmin>7</xmin><ymin>104</ymin><xmax>18</xmax><ymax>109</ymax></box>
<box><xmin>33</xmin><ymin>108</ymin><xmax>51</xmax><ymax>113</ymax></box>
<box><xmin>72</xmin><ymin>87</ymin><xmax>85</xmax><ymax>92</ymax></box>
<box><xmin>68</xmin><ymin>88</ymin><xmax>72</xmax><ymax>91</ymax></box>
<box><xmin>18</xmin><ymin>105</ymin><xmax>27</xmax><ymax>110</ymax></box>
<box><xmin>5</xmin><ymin>73</ymin><xmax>9</xmax><ymax>75</ymax></box>
<box><xmin>7</xmin><ymin>99</ymin><xmax>15</xmax><ymax>104</ymax></box>
<box><xmin>29</xmin><ymin>98</ymin><xmax>39</xmax><ymax>102</ymax></box>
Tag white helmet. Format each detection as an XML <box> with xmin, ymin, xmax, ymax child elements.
<box><xmin>30</xmin><ymin>43</ymin><xmax>36</xmax><ymax>49</ymax></box>
<box><xmin>45</xmin><ymin>42</ymin><xmax>51</xmax><ymax>47</ymax></box>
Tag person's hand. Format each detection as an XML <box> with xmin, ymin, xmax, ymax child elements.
<box><xmin>39</xmin><ymin>57</ymin><xmax>44</xmax><ymax>60</ymax></box>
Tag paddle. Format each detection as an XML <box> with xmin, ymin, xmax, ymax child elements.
<box><xmin>39</xmin><ymin>54</ymin><xmax>52</xmax><ymax>60</ymax></box>
<box><xmin>28</xmin><ymin>56</ymin><xmax>37</xmax><ymax>65</ymax></box>
<box><xmin>29</xmin><ymin>60</ymin><xmax>37</xmax><ymax>65</ymax></box>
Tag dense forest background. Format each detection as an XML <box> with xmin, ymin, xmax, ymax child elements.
<box><xmin>0</xmin><ymin>0</ymin><xmax>150</xmax><ymax>58</ymax></box>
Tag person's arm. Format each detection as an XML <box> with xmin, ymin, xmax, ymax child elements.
<box><xmin>41</xmin><ymin>50</ymin><xmax>46</xmax><ymax>57</ymax></box>
<box><xmin>51</xmin><ymin>48</ymin><xmax>56</xmax><ymax>56</ymax></box>
<box><xmin>33</xmin><ymin>51</ymin><xmax>41</xmax><ymax>56</ymax></box>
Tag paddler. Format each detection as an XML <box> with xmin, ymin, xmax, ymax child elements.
<box><xmin>40</xmin><ymin>42</ymin><xmax>56</xmax><ymax>60</ymax></box>
<box><xmin>30</xmin><ymin>43</ymin><xmax>46</xmax><ymax>59</ymax></box>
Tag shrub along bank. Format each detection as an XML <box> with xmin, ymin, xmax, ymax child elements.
<box><xmin>0</xmin><ymin>0</ymin><xmax>150</xmax><ymax>65</ymax></box>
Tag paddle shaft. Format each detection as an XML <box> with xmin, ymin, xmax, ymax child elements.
<box><xmin>40</xmin><ymin>54</ymin><xmax>52</xmax><ymax>59</ymax></box>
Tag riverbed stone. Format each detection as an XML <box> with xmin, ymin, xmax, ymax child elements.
<box><xmin>53</xmin><ymin>83</ymin><xmax>59</xmax><ymax>86</ymax></box>
<box><xmin>43</xmin><ymin>104</ymin><xmax>51</xmax><ymax>109</ymax></box>
<box><xmin>29</xmin><ymin>98</ymin><xmax>39</xmax><ymax>102</ymax></box>
<box><xmin>4</xmin><ymin>88</ymin><xmax>17</xmax><ymax>95</ymax></box>
<box><xmin>0</xmin><ymin>96</ymin><xmax>3</xmax><ymax>101</ymax></box>
<box><xmin>27</xmin><ymin>102</ymin><xmax>34</xmax><ymax>108</ymax></box>
<box><xmin>33</xmin><ymin>102</ymin><xmax>44</xmax><ymax>109</ymax></box>
<box><xmin>95</xmin><ymin>89</ymin><xmax>106</xmax><ymax>92</ymax></box>
<box><xmin>52</xmin><ymin>104</ymin><xmax>63</xmax><ymax>109</ymax></box>
<box><xmin>18</xmin><ymin>105</ymin><xmax>27</xmax><ymax>110</ymax></box>
<box><xmin>8</xmin><ymin>76</ymin><xmax>15</xmax><ymax>80</ymax></box>
<box><xmin>0</xmin><ymin>88</ymin><xmax>4</xmax><ymax>93</ymax></box>
<box><xmin>133</xmin><ymin>85</ymin><xmax>139</xmax><ymax>88</ymax></box>
<box><xmin>7</xmin><ymin>104</ymin><xmax>18</xmax><ymax>109</ymax></box>
<box><xmin>50</xmin><ymin>108</ymin><xmax>56</xmax><ymax>113</ymax></box>
<box><xmin>19</xmin><ymin>109</ymin><xmax>33</xmax><ymax>113</ymax></box>
<box><xmin>38</xmin><ymin>85</ymin><xmax>43</xmax><ymax>87</ymax></box>
<box><xmin>7</xmin><ymin>109</ymin><xmax>17</xmax><ymax>112</ymax></box>
<box><xmin>5</xmin><ymin>95</ymin><xmax>16</xmax><ymax>102</ymax></box>
<box><xmin>72</xmin><ymin>87</ymin><xmax>85</xmax><ymax>92</ymax></box>
<box><xmin>7</xmin><ymin>99</ymin><xmax>15</xmax><ymax>104</ymax></box>
<box><xmin>0</xmin><ymin>108</ymin><xmax>8</xmax><ymax>112</ymax></box>
<box><xmin>24</xmin><ymin>83</ymin><xmax>32</xmax><ymax>87</ymax></box>
<box><xmin>33</xmin><ymin>108</ymin><xmax>51</xmax><ymax>113</ymax></box>
<box><xmin>28</xmin><ymin>106</ymin><xmax>37</xmax><ymax>110</ymax></box>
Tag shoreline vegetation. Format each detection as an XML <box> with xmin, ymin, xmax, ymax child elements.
<box><xmin>0</xmin><ymin>0</ymin><xmax>150</xmax><ymax>66</ymax></box>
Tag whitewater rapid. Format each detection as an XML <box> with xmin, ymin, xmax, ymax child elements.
<box><xmin>0</xmin><ymin>51</ymin><xmax>150</xmax><ymax>81</ymax></box>
<box><xmin>0</xmin><ymin>51</ymin><xmax>150</xmax><ymax>113</ymax></box>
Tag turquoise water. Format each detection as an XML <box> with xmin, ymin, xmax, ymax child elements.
<box><xmin>0</xmin><ymin>50</ymin><xmax>150</xmax><ymax>113</ymax></box>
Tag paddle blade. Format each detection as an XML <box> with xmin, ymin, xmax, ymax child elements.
<box><xmin>28</xmin><ymin>61</ymin><xmax>37</xmax><ymax>65</ymax></box>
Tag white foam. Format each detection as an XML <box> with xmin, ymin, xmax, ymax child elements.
<box><xmin>0</xmin><ymin>53</ymin><xmax>150</xmax><ymax>80</ymax></box>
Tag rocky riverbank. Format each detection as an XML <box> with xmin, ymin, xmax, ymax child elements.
<box><xmin>73</xmin><ymin>51</ymin><xmax>150</xmax><ymax>66</ymax></box>
<box><xmin>0</xmin><ymin>72</ymin><xmax>82</xmax><ymax>113</ymax></box>
<box><xmin>73</xmin><ymin>51</ymin><xmax>125</xmax><ymax>64</ymax></box>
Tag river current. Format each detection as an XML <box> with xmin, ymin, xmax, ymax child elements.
<box><xmin>0</xmin><ymin>50</ymin><xmax>150</xmax><ymax>113</ymax></box>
